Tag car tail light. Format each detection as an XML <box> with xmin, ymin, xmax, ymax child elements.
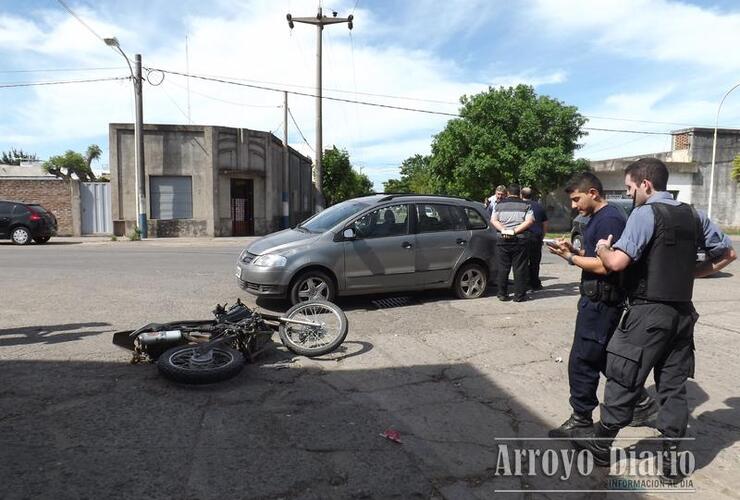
<box><xmin>29</xmin><ymin>213</ymin><xmax>42</xmax><ymax>221</ymax></box>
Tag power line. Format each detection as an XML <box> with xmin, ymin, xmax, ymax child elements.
<box><xmin>56</xmin><ymin>0</ymin><xmax>105</xmax><ymax>43</ymax></box>
<box><xmin>288</xmin><ymin>108</ymin><xmax>314</xmax><ymax>152</ymax></box>
<box><xmin>0</xmin><ymin>76</ymin><xmax>129</xmax><ymax>89</ymax></box>
<box><xmin>0</xmin><ymin>66</ymin><xmax>125</xmax><ymax>74</ymax></box>
<box><xmin>584</xmin><ymin>126</ymin><xmax>671</xmax><ymax>136</ymax></box>
<box><xmin>164</xmin><ymin>78</ymin><xmax>281</xmax><ymax>108</ymax></box>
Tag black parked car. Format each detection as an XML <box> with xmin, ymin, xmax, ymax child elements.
<box><xmin>570</xmin><ymin>198</ymin><xmax>633</xmax><ymax>251</ymax></box>
<box><xmin>0</xmin><ymin>200</ymin><xmax>57</xmax><ymax>245</ymax></box>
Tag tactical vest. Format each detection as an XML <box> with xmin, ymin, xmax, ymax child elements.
<box><xmin>623</xmin><ymin>202</ymin><xmax>702</xmax><ymax>303</ymax></box>
<box><xmin>494</xmin><ymin>197</ymin><xmax>530</xmax><ymax>231</ymax></box>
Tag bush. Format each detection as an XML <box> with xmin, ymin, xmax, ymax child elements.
<box><xmin>127</xmin><ymin>229</ymin><xmax>142</xmax><ymax>241</ymax></box>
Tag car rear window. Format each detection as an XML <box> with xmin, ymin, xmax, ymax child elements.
<box><xmin>463</xmin><ymin>207</ymin><xmax>489</xmax><ymax>230</ymax></box>
<box><xmin>27</xmin><ymin>204</ymin><xmax>49</xmax><ymax>213</ymax></box>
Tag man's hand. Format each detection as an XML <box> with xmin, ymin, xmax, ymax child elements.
<box><xmin>596</xmin><ymin>234</ymin><xmax>614</xmax><ymax>252</ymax></box>
<box><xmin>556</xmin><ymin>238</ymin><xmax>576</xmax><ymax>253</ymax></box>
<box><xmin>548</xmin><ymin>240</ymin><xmax>573</xmax><ymax>262</ymax></box>
<box><xmin>501</xmin><ymin>229</ymin><xmax>515</xmax><ymax>238</ymax></box>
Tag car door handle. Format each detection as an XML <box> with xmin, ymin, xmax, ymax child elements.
<box><xmin>402</xmin><ymin>241</ymin><xmax>413</xmax><ymax>249</ymax></box>
<box><xmin>456</xmin><ymin>238</ymin><xmax>467</xmax><ymax>246</ymax></box>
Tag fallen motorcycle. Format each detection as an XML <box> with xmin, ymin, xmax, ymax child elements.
<box><xmin>112</xmin><ymin>299</ymin><xmax>348</xmax><ymax>384</ymax></box>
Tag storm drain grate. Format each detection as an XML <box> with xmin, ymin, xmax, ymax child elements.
<box><xmin>371</xmin><ymin>296</ymin><xmax>418</xmax><ymax>309</ymax></box>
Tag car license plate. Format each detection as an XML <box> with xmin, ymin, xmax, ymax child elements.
<box><xmin>235</xmin><ymin>266</ymin><xmax>241</xmax><ymax>279</ymax></box>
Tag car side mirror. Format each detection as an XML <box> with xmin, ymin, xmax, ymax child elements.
<box><xmin>343</xmin><ymin>228</ymin><xmax>356</xmax><ymax>240</ymax></box>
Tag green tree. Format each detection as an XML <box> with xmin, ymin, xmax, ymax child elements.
<box><xmin>733</xmin><ymin>154</ymin><xmax>740</xmax><ymax>183</ymax></box>
<box><xmin>43</xmin><ymin>150</ymin><xmax>96</xmax><ymax>181</ymax></box>
<box><xmin>84</xmin><ymin>144</ymin><xmax>102</xmax><ymax>181</ymax></box>
<box><xmin>1</xmin><ymin>148</ymin><xmax>38</xmax><ymax>165</ymax></box>
<box><xmin>322</xmin><ymin>146</ymin><xmax>374</xmax><ymax>205</ymax></box>
<box><xmin>383</xmin><ymin>154</ymin><xmax>436</xmax><ymax>194</ymax></box>
<box><xmin>430</xmin><ymin>84</ymin><xmax>589</xmax><ymax>200</ymax></box>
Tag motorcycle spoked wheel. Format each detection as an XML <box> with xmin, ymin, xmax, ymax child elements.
<box><xmin>156</xmin><ymin>344</ymin><xmax>245</xmax><ymax>384</ymax></box>
<box><xmin>278</xmin><ymin>300</ymin><xmax>348</xmax><ymax>357</ymax></box>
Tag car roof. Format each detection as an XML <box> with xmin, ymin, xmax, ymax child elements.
<box><xmin>357</xmin><ymin>193</ymin><xmax>476</xmax><ymax>205</ymax></box>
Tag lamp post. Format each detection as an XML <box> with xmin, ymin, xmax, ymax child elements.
<box><xmin>104</xmin><ymin>37</ymin><xmax>147</xmax><ymax>238</ymax></box>
<box><xmin>708</xmin><ymin>82</ymin><xmax>740</xmax><ymax>220</ymax></box>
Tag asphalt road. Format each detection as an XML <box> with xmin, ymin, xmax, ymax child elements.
<box><xmin>1</xmin><ymin>237</ymin><xmax>738</xmax><ymax>499</ymax></box>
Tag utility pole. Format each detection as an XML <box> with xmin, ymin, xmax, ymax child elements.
<box><xmin>286</xmin><ymin>8</ymin><xmax>353</xmax><ymax>213</ymax></box>
<box><xmin>283</xmin><ymin>91</ymin><xmax>290</xmax><ymax>229</ymax></box>
<box><xmin>134</xmin><ymin>54</ymin><xmax>148</xmax><ymax>238</ymax></box>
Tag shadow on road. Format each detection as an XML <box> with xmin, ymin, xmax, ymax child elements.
<box><xmin>0</xmin><ymin>357</ymin><xmax>668</xmax><ymax>498</ymax></box>
<box><xmin>0</xmin><ymin>322</ymin><xmax>111</xmax><ymax>347</ymax></box>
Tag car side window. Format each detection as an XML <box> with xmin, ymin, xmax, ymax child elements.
<box><xmin>12</xmin><ymin>204</ymin><xmax>28</xmax><ymax>216</ymax></box>
<box><xmin>0</xmin><ymin>202</ymin><xmax>14</xmax><ymax>217</ymax></box>
<box><xmin>416</xmin><ymin>204</ymin><xmax>467</xmax><ymax>233</ymax></box>
<box><xmin>463</xmin><ymin>207</ymin><xmax>488</xmax><ymax>230</ymax></box>
<box><xmin>351</xmin><ymin>204</ymin><xmax>409</xmax><ymax>239</ymax></box>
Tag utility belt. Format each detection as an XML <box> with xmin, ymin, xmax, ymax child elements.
<box><xmin>579</xmin><ymin>280</ymin><xmax>625</xmax><ymax>306</ymax></box>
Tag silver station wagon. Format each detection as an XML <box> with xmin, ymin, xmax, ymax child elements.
<box><xmin>236</xmin><ymin>194</ymin><xmax>497</xmax><ymax>304</ymax></box>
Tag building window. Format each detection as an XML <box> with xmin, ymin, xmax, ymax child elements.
<box><xmin>150</xmin><ymin>176</ymin><xmax>193</xmax><ymax>219</ymax></box>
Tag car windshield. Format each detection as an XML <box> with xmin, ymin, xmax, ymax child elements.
<box><xmin>298</xmin><ymin>199</ymin><xmax>372</xmax><ymax>233</ymax></box>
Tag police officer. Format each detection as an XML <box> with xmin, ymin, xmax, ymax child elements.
<box><xmin>521</xmin><ymin>187</ymin><xmax>548</xmax><ymax>291</ymax></box>
<box><xmin>547</xmin><ymin>172</ymin><xmax>657</xmax><ymax>438</ymax></box>
<box><xmin>491</xmin><ymin>184</ymin><xmax>533</xmax><ymax>302</ymax></box>
<box><xmin>576</xmin><ymin>158</ymin><xmax>736</xmax><ymax>482</ymax></box>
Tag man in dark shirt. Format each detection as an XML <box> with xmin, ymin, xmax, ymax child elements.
<box><xmin>547</xmin><ymin>172</ymin><xmax>656</xmax><ymax>438</ymax></box>
<box><xmin>521</xmin><ymin>187</ymin><xmax>548</xmax><ymax>290</ymax></box>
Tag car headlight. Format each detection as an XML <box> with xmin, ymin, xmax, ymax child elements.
<box><xmin>252</xmin><ymin>254</ymin><xmax>287</xmax><ymax>267</ymax></box>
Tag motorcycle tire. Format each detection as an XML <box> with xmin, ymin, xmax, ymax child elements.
<box><xmin>278</xmin><ymin>300</ymin><xmax>348</xmax><ymax>357</ymax></box>
<box><xmin>156</xmin><ymin>344</ymin><xmax>245</xmax><ymax>384</ymax></box>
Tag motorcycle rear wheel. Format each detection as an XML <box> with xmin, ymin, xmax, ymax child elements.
<box><xmin>278</xmin><ymin>300</ymin><xmax>348</xmax><ymax>357</ymax></box>
<box><xmin>157</xmin><ymin>344</ymin><xmax>245</xmax><ymax>384</ymax></box>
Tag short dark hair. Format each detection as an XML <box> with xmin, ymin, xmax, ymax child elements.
<box><xmin>565</xmin><ymin>172</ymin><xmax>603</xmax><ymax>196</ymax></box>
<box><xmin>521</xmin><ymin>187</ymin><xmax>533</xmax><ymax>199</ymax></box>
<box><xmin>624</xmin><ymin>158</ymin><xmax>669</xmax><ymax>191</ymax></box>
<box><xmin>508</xmin><ymin>184</ymin><xmax>521</xmax><ymax>197</ymax></box>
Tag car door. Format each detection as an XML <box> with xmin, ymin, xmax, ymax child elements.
<box><xmin>414</xmin><ymin>203</ymin><xmax>471</xmax><ymax>286</ymax></box>
<box><xmin>0</xmin><ymin>201</ymin><xmax>14</xmax><ymax>238</ymax></box>
<box><xmin>342</xmin><ymin>203</ymin><xmax>417</xmax><ymax>292</ymax></box>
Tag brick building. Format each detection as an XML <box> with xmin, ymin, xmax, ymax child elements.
<box><xmin>0</xmin><ymin>164</ymin><xmax>81</xmax><ymax>236</ymax></box>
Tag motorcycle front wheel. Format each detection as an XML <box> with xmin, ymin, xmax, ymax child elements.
<box><xmin>278</xmin><ymin>300</ymin><xmax>348</xmax><ymax>357</ymax></box>
<box><xmin>156</xmin><ymin>344</ymin><xmax>245</xmax><ymax>384</ymax></box>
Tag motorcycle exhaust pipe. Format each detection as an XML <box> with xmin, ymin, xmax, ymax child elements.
<box><xmin>137</xmin><ymin>330</ymin><xmax>183</xmax><ymax>346</ymax></box>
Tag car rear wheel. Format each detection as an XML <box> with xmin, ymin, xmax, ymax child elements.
<box><xmin>453</xmin><ymin>263</ymin><xmax>488</xmax><ymax>299</ymax></box>
<box><xmin>11</xmin><ymin>226</ymin><xmax>31</xmax><ymax>245</ymax></box>
<box><xmin>290</xmin><ymin>270</ymin><xmax>336</xmax><ymax>305</ymax></box>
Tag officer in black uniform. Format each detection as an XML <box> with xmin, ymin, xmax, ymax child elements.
<box><xmin>491</xmin><ymin>184</ymin><xmax>534</xmax><ymax>302</ymax></box>
<box><xmin>576</xmin><ymin>158</ymin><xmax>736</xmax><ymax>483</ymax></box>
<box><xmin>547</xmin><ymin>172</ymin><xmax>656</xmax><ymax>438</ymax></box>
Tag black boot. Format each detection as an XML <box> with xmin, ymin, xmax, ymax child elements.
<box><xmin>658</xmin><ymin>439</ymin><xmax>688</xmax><ymax>485</ymax></box>
<box><xmin>572</xmin><ymin>421</ymin><xmax>619</xmax><ymax>467</ymax></box>
<box><xmin>629</xmin><ymin>393</ymin><xmax>658</xmax><ymax>427</ymax></box>
<box><xmin>548</xmin><ymin>412</ymin><xmax>593</xmax><ymax>438</ymax></box>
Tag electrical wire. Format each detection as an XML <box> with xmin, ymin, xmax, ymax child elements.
<box><xmin>0</xmin><ymin>76</ymin><xmax>129</xmax><ymax>88</ymax></box>
<box><xmin>0</xmin><ymin>66</ymin><xmax>126</xmax><ymax>74</ymax></box>
<box><xmin>288</xmin><ymin>108</ymin><xmax>314</xmax><ymax>152</ymax></box>
<box><xmin>164</xmin><ymin>78</ymin><xmax>280</xmax><ymax>108</ymax></box>
<box><xmin>56</xmin><ymin>0</ymin><xmax>106</xmax><ymax>43</ymax></box>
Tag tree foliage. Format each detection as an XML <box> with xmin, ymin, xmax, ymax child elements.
<box><xmin>1</xmin><ymin>148</ymin><xmax>38</xmax><ymax>165</ymax></box>
<box><xmin>42</xmin><ymin>144</ymin><xmax>101</xmax><ymax>181</ymax></box>
<box><xmin>383</xmin><ymin>154</ymin><xmax>435</xmax><ymax>194</ymax></box>
<box><xmin>429</xmin><ymin>84</ymin><xmax>589</xmax><ymax>200</ymax></box>
<box><xmin>322</xmin><ymin>146</ymin><xmax>374</xmax><ymax>206</ymax></box>
<box><xmin>43</xmin><ymin>150</ymin><xmax>96</xmax><ymax>181</ymax></box>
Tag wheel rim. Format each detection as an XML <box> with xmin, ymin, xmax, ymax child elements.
<box><xmin>168</xmin><ymin>347</ymin><xmax>235</xmax><ymax>371</ymax></box>
<box><xmin>460</xmin><ymin>268</ymin><xmax>485</xmax><ymax>298</ymax></box>
<box><xmin>284</xmin><ymin>303</ymin><xmax>341</xmax><ymax>350</ymax></box>
<box><xmin>296</xmin><ymin>277</ymin><xmax>330</xmax><ymax>302</ymax></box>
<box><xmin>12</xmin><ymin>228</ymin><xmax>29</xmax><ymax>244</ymax></box>
<box><xmin>573</xmin><ymin>238</ymin><xmax>582</xmax><ymax>251</ymax></box>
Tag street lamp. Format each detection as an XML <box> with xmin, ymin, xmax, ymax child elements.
<box><xmin>104</xmin><ymin>37</ymin><xmax>147</xmax><ymax>238</ymax></box>
<box><xmin>708</xmin><ymin>82</ymin><xmax>740</xmax><ymax>220</ymax></box>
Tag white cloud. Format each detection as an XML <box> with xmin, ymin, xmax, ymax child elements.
<box><xmin>530</xmin><ymin>0</ymin><xmax>740</xmax><ymax>71</ymax></box>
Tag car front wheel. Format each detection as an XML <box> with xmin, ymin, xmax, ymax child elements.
<box><xmin>11</xmin><ymin>227</ymin><xmax>31</xmax><ymax>245</ymax></box>
<box><xmin>289</xmin><ymin>270</ymin><xmax>336</xmax><ymax>305</ymax></box>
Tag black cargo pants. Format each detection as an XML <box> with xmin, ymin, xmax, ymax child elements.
<box><xmin>601</xmin><ymin>301</ymin><xmax>698</xmax><ymax>438</ymax></box>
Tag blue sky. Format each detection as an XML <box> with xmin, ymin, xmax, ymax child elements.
<box><xmin>3</xmin><ymin>0</ymin><xmax>740</xmax><ymax>189</ymax></box>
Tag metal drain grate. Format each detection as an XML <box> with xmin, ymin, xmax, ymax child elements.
<box><xmin>371</xmin><ymin>296</ymin><xmax>418</xmax><ymax>309</ymax></box>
